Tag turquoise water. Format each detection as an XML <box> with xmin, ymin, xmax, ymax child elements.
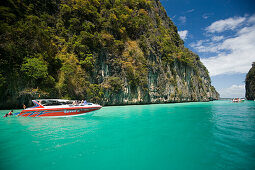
<box><xmin>0</xmin><ymin>100</ymin><xmax>255</xmax><ymax>170</ymax></box>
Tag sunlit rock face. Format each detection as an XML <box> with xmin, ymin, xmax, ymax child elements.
<box><xmin>97</xmin><ymin>0</ymin><xmax>219</xmax><ymax>105</ymax></box>
<box><xmin>0</xmin><ymin>0</ymin><xmax>219</xmax><ymax>109</ymax></box>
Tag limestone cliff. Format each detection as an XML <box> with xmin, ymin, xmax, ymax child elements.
<box><xmin>0</xmin><ymin>0</ymin><xmax>219</xmax><ymax>109</ymax></box>
<box><xmin>246</xmin><ymin>62</ymin><xmax>255</xmax><ymax>100</ymax></box>
<box><xmin>99</xmin><ymin>48</ymin><xmax>219</xmax><ymax>105</ymax></box>
<box><xmin>96</xmin><ymin>1</ymin><xmax>219</xmax><ymax>105</ymax></box>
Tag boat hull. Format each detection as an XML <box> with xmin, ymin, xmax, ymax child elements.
<box><xmin>18</xmin><ymin>106</ymin><xmax>102</xmax><ymax>117</ymax></box>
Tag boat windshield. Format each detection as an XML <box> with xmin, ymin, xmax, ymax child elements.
<box><xmin>36</xmin><ymin>99</ymin><xmax>73</xmax><ymax>106</ymax></box>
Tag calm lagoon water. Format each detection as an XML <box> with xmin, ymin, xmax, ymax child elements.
<box><xmin>0</xmin><ymin>100</ymin><xmax>255</xmax><ymax>170</ymax></box>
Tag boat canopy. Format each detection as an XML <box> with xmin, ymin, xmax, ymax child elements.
<box><xmin>34</xmin><ymin>99</ymin><xmax>74</xmax><ymax>106</ymax></box>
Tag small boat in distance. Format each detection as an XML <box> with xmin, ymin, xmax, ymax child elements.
<box><xmin>18</xmin><ymin>99</ymin><xmax>102</xmax><ymax>117</ymax></box>
<box><xmin>232</xmin><ymin>98</ymin><xmax>245</xmax><ymax>103</ymax></box>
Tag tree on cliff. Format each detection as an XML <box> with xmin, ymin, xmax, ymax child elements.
<box><xmin>0</xmin><ymin>0</ymin><xmax>218</xmax><ymax>109</ymax></box>
<box><xmin>245</xmin><ymin>62</ymin><xmax>255</xmax><ymax>100</ymax></box>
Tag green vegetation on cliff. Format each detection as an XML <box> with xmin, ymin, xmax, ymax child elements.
<box><xmin>245</xmin><ymin>62</ymin><xmax>255</xmax><ymax>100</ymax></box>
<box><xmin>0</xmin><ymin>0</ymin><xmax>218</xmax><ymax>109</ymax></box>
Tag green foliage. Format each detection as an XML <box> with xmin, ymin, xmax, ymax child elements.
<box><xmin>21</xmin><ymin>57</ymin><xmax>48</xmax><ymax>85</ymax></box>
<box><xmin>79</xmin><ymin>53</ymin><xmax>95</xmax><ymax>71</ymax></box>
<box><xmin>198</xmin><ymin>77</ymin><xmax>203</xmax><ymax>85</ymax></box>
<box><xmin>169</xmin><ymin>77</ymin><xmax>177</xmax><ymax>86</ymax></box>
<box><xmin>123</xmin><ymin>62</ymin><xmax>140</xmax><ymax>87</ymax></box>
<box><xmin>18</xmin><ymin>88</ymin><xmax>50</xmax><ymax>99</ymax></box>
<box><xmin>210</xmin><ymin>86</ymin><xmax>216</xmax><ymax>92</ymax></box>
<box><xmin>0</xmin><ymin>0</ymin><xmax>211</xmax><ymax>108</ymax></box>
<box><xmin>21</xmin><ymin>56</ymin><xmax>56</xmax><ymax>90</ymax></box>
<box><xmin>56</xmin><ymin>51</ymin><xmax>86</xmax><ymax>99</ymax></box>
<box><xmin>122</xmin><ymin>41</ymin><xmax>148</xmax><ymax>90</ymax></box>
<box><xmin>0</xmin><ymin>73</ymin><xmax>5</xmax><ymax>89</ymax></box>
<box><xmin>126</xmin><ymin>10</ymin><xmax>150</xmax><ymax>39</ymax></box>
<box><xmin>103</xmin><ymin>76</ymin><xmax>123</xmax><ymax>93</ymax></box>
<box><xmin>86</xmin><ymin>84</ymin><xmax>104</xmax><ymax>103</ymax></box>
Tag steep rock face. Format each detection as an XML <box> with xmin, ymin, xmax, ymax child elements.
<box><xmin>99</xmin><ymin>52</ymin><xmax>219</xmax><ymax>105</ymax></box>
<box><xmin>246</xmin><ymin>62</ymin><xmax>255</xmax><ymax>100</ymax></box>
<box><xmin>96</xmin><ymin>1</ymin><xmax>219</xmax><ymax>105</ymax></box>
<box><xmin>0</xmin><ymin>0</ymin><xmax>219</xmax><ymax>109</ymax></box>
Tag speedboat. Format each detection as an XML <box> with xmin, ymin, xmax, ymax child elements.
<box><xmin>18</xmin><ymin>99</ymin><xmax>102</xmax><ymax>117</ymax></box>
<box><xmin>232</xmin><ymin>98</ymin><xmax>240</xmax><ymax>102</ymax></box>
<box><xmin>232</xmin><ymin>98</ymin><xmax>245</xmax><ymax>103</ymax></box>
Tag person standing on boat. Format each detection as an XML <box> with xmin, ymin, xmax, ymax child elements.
<box><xmin>23</xmin><ymin>104</ymin><xmax>26</xmax><ymax>109</ymax></box>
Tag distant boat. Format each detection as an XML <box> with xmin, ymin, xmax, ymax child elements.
<box><xmin>232</xmin><ymin>98</ymin><xmax>245</xmax><ymax>103</ymax></box>
<box><xmin>18</xmin><ymin>99</ymin><xmax>102</xmax><ymax>117</ymax></box>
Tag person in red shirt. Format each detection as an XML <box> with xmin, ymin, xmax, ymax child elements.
<box><xmin>8</xmin><ymin>110</ymin><xmax>13</xmax><ymax>116</ymax></box>
<box><xmin>3</xmin><ymin>110</ymin><xmax>13</xmax><ymax>117</ymax></box>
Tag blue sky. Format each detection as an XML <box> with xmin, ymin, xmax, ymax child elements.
<box><xmin>161</xmin><ymin>0</ymin><xmax>255</xmax><ymax>98</ymax></box>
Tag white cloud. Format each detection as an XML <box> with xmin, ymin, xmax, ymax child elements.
<box><xmin>248</xmin><ymin>14</ymin><xmax>255</xmax><ymax>23</ymax></box>
<box><xmin>178</xmin><ymin>30</ymin><xmax>188</xmax><ymax>40</ymax></box>
<box><xmin>202</xmin><ymin>13</ymin><xmax>213</xmax><ymax>19</ymax></box>
<box><xmin>190</xmin><ymin>39</ymin><xmax>220</xmax><ymax>53</ymax></box>
<box><xmin>179</xmin><ymin>16</ymin><xmax>186</xmax><ymax>24</ymax></box>
<box><xmin>206</xmin><ymin>16</ymin><xmax>245</xmax><ymax>33</ymax></box>
<box><xmin>201</xmin><ymin>24</ymin><xmax>255</xmax><ymax>76</ymax></box>
<box><xmin>218</xmin><ymin>84</ymin><xmax>245</xmax><ymax>98</ymax></box>
<box><xmin>211</xmin><ymin>36</ymin><xmax>224</xmax><ymax>41</ymax></box>
<box><xmin>186</xmin><ymin>9</ymin><xmax>195</xmax><ymax>13</ymax></box>
<box><xmin>190</xmin><ymin>14</ymin><xmax>255</xmax><ymax>76</ymax></box>
<box><xmin>203</xmin><ymin>15</ymin><xmax>209</xmax><ymax>19</ymax></box>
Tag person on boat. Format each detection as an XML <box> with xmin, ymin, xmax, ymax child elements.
<box><xmin>23</xmin><ymin>104</ymin><xmax>26</xmax><ymax>109</ymax></box>
<box><xmin>4</xmin><ymin>110</ymin><xmax>13</xmax><ymax>117</ymax></box>
<box><xmin>80</xmin><ymin>100</ymin><xmax>84</xmax><ymax>105</ymax></box>
<box><xmin>8</xmin><ymin>110</ymin><xmax>13</xmax><ymax>116</ymax></box>
<box><xmin>73</xmin><ymin>100</ymin><xmax>78</xmax><ymax>105</ymax></box>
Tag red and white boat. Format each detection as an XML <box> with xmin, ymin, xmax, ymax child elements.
<box><xmin>18</xmin><ymin>99</ymin><xmax>102</xmax><ymax>117</ymax></box>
